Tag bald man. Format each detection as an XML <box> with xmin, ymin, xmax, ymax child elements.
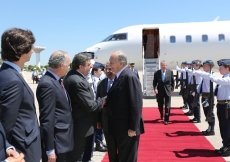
<box><xmin>36</xmin><ymin>50</ymin><xmax>74</xmax><ymax>162</ymax></box>
<box><xmin>107</xmin><ymin>51</ymin><xmax>144</xmax><ymax>162</ymax></box>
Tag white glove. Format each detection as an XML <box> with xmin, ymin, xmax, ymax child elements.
<box><xmin>192</xmin><ymin>92</ymin><xmax>195</xmax><ymax>96</ymax></box>
<box><xmin>176</xmin><ymin>65</ymin><xmax>180</xmax><ymax>71</ymax></box>
<box><xmin>184</xmin><ymin>67</ymin><xmax>188</xmax><ymax>70</ymax></box>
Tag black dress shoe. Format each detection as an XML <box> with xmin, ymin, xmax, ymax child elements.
<box><xmin>190</xmin><ymin>118</ymin><xmax>201</xmax><ymax>123</ymax></box>
<box><xmin>216</xmin><ymin>147</ymin><xmax>230</xmax><ymax>156</ymax></box>
<box><xmin>95</xmin><ymin>143</ymin><xmax>107</xmax><ymax>152</ymax></box>
<box><xmin>185</xmin><ymin>111</ymin><xmax>194</xmax><ymax>116</ymax></box>
<box><xmin>164</xmin><ymin>121</ymin><xmax>168</xmax><ymax>125</ymax></box>
<box><xmin>203</xmin><ymin>130</ymin><xmax>215</xmax><ymax>136</ymax></box>
<box><xmin>215</xmin><ymin>146</ymin><xmax>224</xmax><ymax>153</ymax></box>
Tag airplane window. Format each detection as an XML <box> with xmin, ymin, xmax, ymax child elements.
<box><xmin>202</xmin><ymin>35</ymin><xmax>208</xmax><ymax>42</ymax></box>
<box><xmin>219</xmin><ymin>34</ymin><xmax>225</xmax><ymax>42</ymax></box>
<box><xmin>102</xmin><ymin>33</ymin><xmax>127</xmax><ymax>42</ymax></box>
<box><xmin>186</xmin><ymin>35</ymin><xmax>192</xmax><ymax>43</ymax></box>
<box><xmin>170</xmin><ymin>36</ymin><xmax>176</xmax><ymax>43</ymax></box>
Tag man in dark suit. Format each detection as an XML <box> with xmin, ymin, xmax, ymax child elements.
<box><xmin>0</xmin><ymin>28</ymin><xmax>41</xmax><ymax>162</ymax></box>
<box><xmin>63</xmin><ymin>52</ymin><xmax>106</xmax><ymax>162</ymax></box>
<box><xmin>36</xmin><ymin>50</ymin><xmax>73</xmax><ymax>162</ymax></box>
<box><xmin>129</xmin><ymin>63</ymin><xmax>139</xmax><ymax>79</ymax></box>
<box><xmin>107</xmin><ymin>51</ymin><xmax>145</xmax><ymax>162</ymax></box>
<box><xmin>153</xmin><ymin>61</ymin><xmax>174</xmax><ymax>125</ymax></box>
<box><xmin>96</xmin><ymin>62</ymin><xmax>117</xmax><ymax>161</ymax></box>
<box><xmin>0</xmin><ymin>122</ymin><xmax>25</xmax><ymax>162</ymax></box>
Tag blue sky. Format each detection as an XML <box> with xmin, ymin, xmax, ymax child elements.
<box><xmin>0</xmin><ymin>0</ymin><xmax>229</xmax><ymax>65</ymax></box>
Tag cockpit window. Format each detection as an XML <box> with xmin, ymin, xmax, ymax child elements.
<box><xmin>102</xmin><ymin>33</ymin><xmax>127</xmax><ymax>42</ymax></box>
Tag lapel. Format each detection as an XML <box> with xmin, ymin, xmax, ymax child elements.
<box><xmin>107</xmin><ymin>68</ymin><xmax>127</xmax><ymax>95</ymax></box>
<box><xmin>105</xmin><ymin>78</ymin><xmax>109</xmax><ymax>94</ymax></box>
<box><xmin>46</xmin><ymin>72</ymin><xmax>69</xmax><ymax>103</ymax></box>
<box><xmin>75</xmin><ymin>70</ymin><xmax>94</xmax><ymax>99</ymax></box>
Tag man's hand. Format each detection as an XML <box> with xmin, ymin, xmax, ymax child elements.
<box><xmin>101</xmin><ymin>97</ymin><xmax>106</xmax><ymax>108</ymax></box>
<box><xmin>128</xmin><ymin>129</ymin><xmax>136</xmax><ymax>137</ymax></box>
<box><xmin>154</xmin><ymin>90</ymin><xmax>158</xmax><ymax>94</ymax></box>
<box><xmin>170</xmin><ymin>91</ymin><xmax>174</xmax><ymax>96</ymax></box>
<box><xmin>7</xmin><ymin>149</ymin><xmax>19</xmax><ymax>158</ymax></box>
<box><xmin>5</xmin><ymin>153</ymin><xmax>25</xmax><ymax>162</ymax></box>
<box><xmin>48</xmin><ymin>153</ymin><xmax>56</xmax><ymax>162</ymax></box>
<box><xmin>97</xmin><ymin>122</ymin><xmax>102</xmax><ymax>129</ymax></box>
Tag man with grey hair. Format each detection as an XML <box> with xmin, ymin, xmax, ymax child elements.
<box><xmin>106</xmin><ymin>51</ymin><xmax>145</xmax><ymax>162</ymax></box>
<box><xmin>153</xmin><ymin>60</ymin><xmax>174</xmax><ymax>125</ymax></box>
<box><xmin>64</xmin><ymin>52</ymin><xmax>106</xmax><ymax>162</ymax></box>
<box><xmin>36</xmin><ymin>50</ymin><xmax>74</xmax><ymax>162</ymax></box>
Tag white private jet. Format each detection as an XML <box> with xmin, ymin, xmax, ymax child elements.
<box><xmin>85</xmin><ymin>18</ymin><xmax>230</xmax><ymax>96</ymax></box>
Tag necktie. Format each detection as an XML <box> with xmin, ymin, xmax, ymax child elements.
<box><xmin>214</xmin><ymin>76</ymin><xmax>224</xmax><ymax>96</ymax></box>
<box><xmin>59</xmin><ymin>79</ymin><xmax>68</xmax><ymax>100</ymax></box>
<box><xmin>162</xmin><ymin>71</ymin><xmax>165</xmax><ymax>81</ymax></box>
<box><xmin>107</xmin><ymin>80</ymin><xmax>114</xmax><ymax>92</ymax></box>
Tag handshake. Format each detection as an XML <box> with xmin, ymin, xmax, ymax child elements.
<box><xmin>98</xmin><ymin>96</ymin><xmax>107</xmax><ymax>108</ymax></box>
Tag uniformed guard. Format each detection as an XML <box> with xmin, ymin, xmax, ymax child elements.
<box><xmin>190</xmin><ymin>60</ymin><xmax>215</xmax><ymax>134</ymax></box>
<box><xmin>178</xmin><ymin>61</ymin><xmax>189</xmax><ymax>109</ymax></box>
<box><xmin>187</xmin><ymin>60</ymin><xmax>202</xmax><ymax>123</ymax></box>
<box><xmin>177</xmin><ymin>62</ymin><xmax>194</xmax><ymax>115</ymax></box>
<box><xmin>203</xmin><ymin>59</ymin><xmax>230</xmax><ymax>156</ymax></box>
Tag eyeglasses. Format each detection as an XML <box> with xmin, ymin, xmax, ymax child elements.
<box><xmin>105</xmin><ymin>68</ymin><xmax>112</xmax><ymax>71</ymax></box>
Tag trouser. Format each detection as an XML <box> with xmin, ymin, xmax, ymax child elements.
<box><xmin>182</xmin><ymin>88</ymin><xmax>188</xmax><ymax>106</ymax></box>
<box><xmin>217</xmin><ymin>104</ymin><xmax>230</xmax><ymax>147</ymax></box>
<box><xmin>187</xmin><ymin>94</ymin><xmax>194</xmax><ymax>112</ymax></box>
<box><xmin>157</xmin><ymin>90</ymin><xmax>171</xmax><ymax>121</ymax></box>
<box><xmin>108</xmin><ymin>134</ymin><xmax>140</xmax><ymax>162</ymax></box>
<box><xmin>202</xmin><ymin>97</ymin><xmax>215</xmax><ymax>126</ymax></box>
<box><xmin>104</xmin><ymin>131</ymin><xmax>118</xmax><ymax>162</ymax></box>
<box><xmin>193</xmin><ymin>93</ymin><xmax>201</xmax><ymax>119</ymax></box>
<box><xmin>67</xmin><ymin>133</ymin><xmax>94</xmax><ymax>162</ymax></box>
<box><xmin>94</xmin><ymin>128</ymin><xmax>104</xmax><ymax>144</ymax></box>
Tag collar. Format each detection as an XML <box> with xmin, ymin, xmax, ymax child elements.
<box><xmin>223</xmin><ymin>73</ymin><xmax>230</xmax><ymax>78</ymax></box>
<box><xmin>116</xmin><ymin>65</ymin><xmax>128</xmax><ymax>78</ymax></box>
<box><xmin>48</xmin><ymin>69</ymin><xmax>60</xmax><ymax>80</ymax></box>
<box><xmin>77</xmin><ymin>70</ymin><xmax>86</xmax><ymax>78</ymax></box>
<box><xmin>4</xmin><ymin>61</ymin><xmax>21</xmax><ymax>73</ymax></box>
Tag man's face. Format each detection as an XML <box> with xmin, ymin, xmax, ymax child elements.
<box><xmin>62</xmin><ymin>55</ymin><xmax>71</xmax><ymax>76</ymax></box>
<box><xmin>160</xmin><ymin>62</ymin><xmax>167</xmax><ymax>70</ymax></box>
<box><xmin>81</xmin><ymin>60</ymin><xmax>93</xmax><ymax>76</ymax></box>
<box><xmin>105</xmin><ymin>64</ymin><xmax>115</xmax><ymax>79</ymax></box>
<box><xmin>130</xmin><ymin>65</ymin><xmax>134</xmax><ymax>70</ymax></box>
<box><xmin>109</xmin><ymin>54</ymin><xmax>123</xmax><ymax>74</ymax></box>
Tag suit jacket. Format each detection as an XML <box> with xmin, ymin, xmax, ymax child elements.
<box><xmin>107</xmin><ymin>67</ymin><xmax>145</xmax><ymax>137</ymax></box>
<box><xmin>153</xmin><ymin>69</ymin><xmax>174</xmax><ymax>97</ymax></box>
<box><xmin>63</xmin><ymin>69</ymin><xmax>103</xmax><ymax>138</ymax></box>
<box><xmin>36</xmin><ymin>71</ymin><xmax>74</xmax><ymax>154</ymax></box>
<box><xmin>0</xmin><ymin>123</ymin><xmax>12</xmax><ymax>161</ymax></box>
<box><xmin>96</xmin><ymin>78</ymin><xmax>109</xmax><ymax>131</ymax></box>
<box><xmin>0</xmin><ymin>63</ymin><xmax>41</xmax><ymax>162</ymax></box>
<box><xmin>133</xmin><ymin>69</ymin><xmax>139</xmax><ymax>79</ymax></box>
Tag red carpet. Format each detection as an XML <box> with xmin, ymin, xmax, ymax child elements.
<box><xmin>102</xmin><ymin>107</ymin><xmax>225</xmax><ymax>162</ymax></box>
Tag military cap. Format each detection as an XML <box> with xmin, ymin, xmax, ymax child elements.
<box><xmin>182</xmin><ymin>61</ymin><xmax>187</xmax><ymax>64</ymax></box>
<box><xmin>192</xmin><ymin>60</ymin><xmax>202</xmax><ymax>64</ymax></box>
<box><xmin>185</xmin><ymin>62</ymin><xmax>192</xmax><ymax>65</ymax></box>
<box><xmin>93</xmin><ymin>62</ymin><xmax>105</xmax><ymax>69</ymax></box>
<box><xmin>203</xmin><ymin>59</ymin><xmax>213</xmax><ymax>64</ymax></box>
<box><xmin>217</xmin><ymin>59</ymin><xmax>230</xmax><ymax>66</ymax></box>
<box><xmin>130</xmin><ymin>63</ymin><xmax>135</xmax><ymax>66</ymax></box>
